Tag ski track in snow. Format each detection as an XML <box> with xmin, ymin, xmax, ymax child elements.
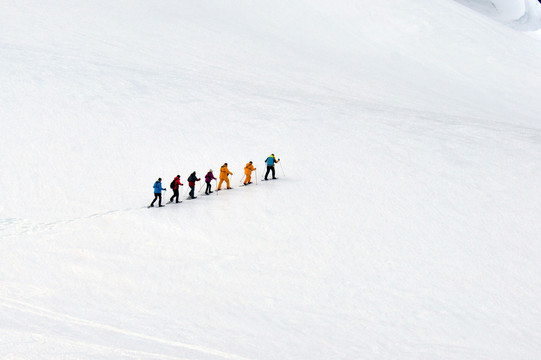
<box><xmin>1</xmin><ymin>329</ymin><xmax>196</xmax><ymax>360</ymax></box>
<box><xmin>0</xmin><ymin>207</ymin><xmax>145</xmax><ymax>239</ymax></box>
<box><xmin>0</xmin><ymin>296</ymin><xmax>255</xmax><ymax>360</ymax></box>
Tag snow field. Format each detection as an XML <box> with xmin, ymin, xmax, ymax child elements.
<box><xmin>1</xmin><ymin>0</ymin><xmax>541</xmax><ymax>359</ymax></box>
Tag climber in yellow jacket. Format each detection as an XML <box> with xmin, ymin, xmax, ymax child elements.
<box><xmin>243</xmin><ymin>161</ymin><xmax>256</xmax><ymax>185</ymax></box>
<box><xmin>218</xmin><ymin>163</ymin><xmax>233</xmax><ymax>190</ymax></box>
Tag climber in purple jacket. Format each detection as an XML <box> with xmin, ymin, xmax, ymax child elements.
<box><xmin>204</xmin><ymin>169</ymin><xmax>216</xmax><ymax>195</ymax></box>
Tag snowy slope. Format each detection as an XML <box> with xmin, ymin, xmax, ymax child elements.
<box><xmin>1</xmin><ymin>0</ymin><xmax>541</xmax><ymax>359</ymax></box>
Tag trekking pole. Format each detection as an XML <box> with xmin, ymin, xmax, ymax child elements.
<box><xmin>198</xmin><ymin>181</ymin><xmax>205</xmax><ymax>193</ymax></box>
<box><xmin>279</xmin><ymin>161</ymin><xmax>285</xmax><ymax>177</ymax></box>
<box><xmin>215</xmin><ymin>179</ymin><xmax>218</xmax><ymax>195</ymax></box>
<box><xmin>255</xmin><ymin>169</ymin><xmax>258</xmax><ymax>185</ymax></box>
<box><xmin>240</xmin><ymin>174</ymin><xmax>246</xmax><ymax>185</ymax></box>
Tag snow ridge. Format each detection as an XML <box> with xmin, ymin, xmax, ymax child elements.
<box><xmin>454</xmin><ymin>0</ymin><xmax>541</xmax><ymax>30</ymax></box>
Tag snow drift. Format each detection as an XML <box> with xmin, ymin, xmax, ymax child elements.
<box><xmin>454</xmin><ymin>0</ymin><xmax>541</xmax><ymax>30</ymax></box>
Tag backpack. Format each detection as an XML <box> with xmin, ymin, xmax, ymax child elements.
<box><xmin>170</xmin><ymin>179</ymin><xmax>176</xmax><ymax>189</ymax></box>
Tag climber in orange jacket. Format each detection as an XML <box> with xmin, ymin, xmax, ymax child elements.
<box><xmin>243</xmin><ymin>161</ymin><xmax>256</xmax><ymax>185</ymax></box>
<box><xmin>218</xmin><ymin>163</ymin><xmax>233</xmax><ymax>190</ymax></box>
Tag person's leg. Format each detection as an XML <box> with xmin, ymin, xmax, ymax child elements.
<box><xmin>218</xmin><ymin>179</ymin><xmax>224</xmax><ymax>190</ymax></box>
<box><xmin>151</xmin><ymin>193</ymin><xmax>158</xmax><ymax>206</ymax></box>
<box><xmin>158</xmin><ymin>193</ymin><xmax>163</xmax><ymax>206</ymax></box>
<box><xmin>271</xmin><ymin>166</ymin><xmax>276</xmax><ymax>179</ymax></box>
<box><xmin>265</xmin><ymin>166</ymin><xmax>271</xmax><ymax>180</ymax></box>
<box><xmin>225</xmin><ymin>178</ymin><xmax>231</xmax><ymax>189</ymax></box>
<box><xmin>245</xmin><ymin>173</ymin><xmax>251</xmax><ymax>184</ymax></box>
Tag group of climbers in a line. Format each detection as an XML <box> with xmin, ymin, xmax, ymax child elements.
<box><xmin>149</xmin><ymin>154</ymin><xmax>280</xmax><ymax>207</ymax></box>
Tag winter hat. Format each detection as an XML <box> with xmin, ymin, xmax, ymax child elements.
<box><xmin>158</xmin><ymin>178</ymin><xmax>162</xmax><ymax>181</ymax></box>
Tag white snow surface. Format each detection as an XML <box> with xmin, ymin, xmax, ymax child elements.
<box><xmin>454</xmin><ymin>0</ymin><xmax>541</xmax><ymax>30</ymax></box>
<box><xmin>1</xmin><ymin>0</ymin><xmax>541</xmax><ymax>359</ymax></box>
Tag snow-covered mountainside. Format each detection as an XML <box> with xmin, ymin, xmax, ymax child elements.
<box><xmin>454</xmin><ymin>0</ymin><xmax>541</xmax><ymax>30</ymax></box>
<box><xmin>1</xmin><ymin>0</ymin><xmax>541</xmax><ymax>359</ymax></box>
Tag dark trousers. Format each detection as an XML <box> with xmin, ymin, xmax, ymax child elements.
<box><xmin>205</xmin><ymin>182</ymin><xmax>212</xmax><ymax>194</ymax></box>
<box><xmin>265</xmin><ymin>166</ymin><xmax>275</xmax><ymax>180</ymax></box>
<box><xmin>170</xmin><ymin>188</ymin><xmax>179</xmax><ymax>203</ymax></box>
<box><xmin>151</xmin><ymin>193</ymin><xmax>162</xmax><ymax>206</ymax></box>
<box><xmin>189</xmin><ymin>186</ymin><xmax>195</xmax><ymax>198</ymax></box>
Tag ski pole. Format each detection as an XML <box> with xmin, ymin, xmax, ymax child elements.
<box><xmin>279</xmin><ymin>161</ymin><xmax>285</xmax><ymax>177</ymax></box>
<box><xmin>255</xmin><ymin>169</ymin><xmax>258</xmax><ymax>185</ymax></box>
<box><xmin>239</xmin><ymin>174</ymin><xmax>246</xmax><ymax>185</ymax></box>
<box><xmin>215</xmin><ymin>179</ymin><xmax>218</xmax><ymax>195</ymax></box>
<box><xmin>198</xmin><ymin>181</ymin><xmax>205</xmax><ymax>193</ymax></box>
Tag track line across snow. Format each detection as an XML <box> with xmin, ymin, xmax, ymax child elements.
<box><xmin>0</xmin><ymin>296</ymin><xmax>255</xmax><ymax>360</ymax></box>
